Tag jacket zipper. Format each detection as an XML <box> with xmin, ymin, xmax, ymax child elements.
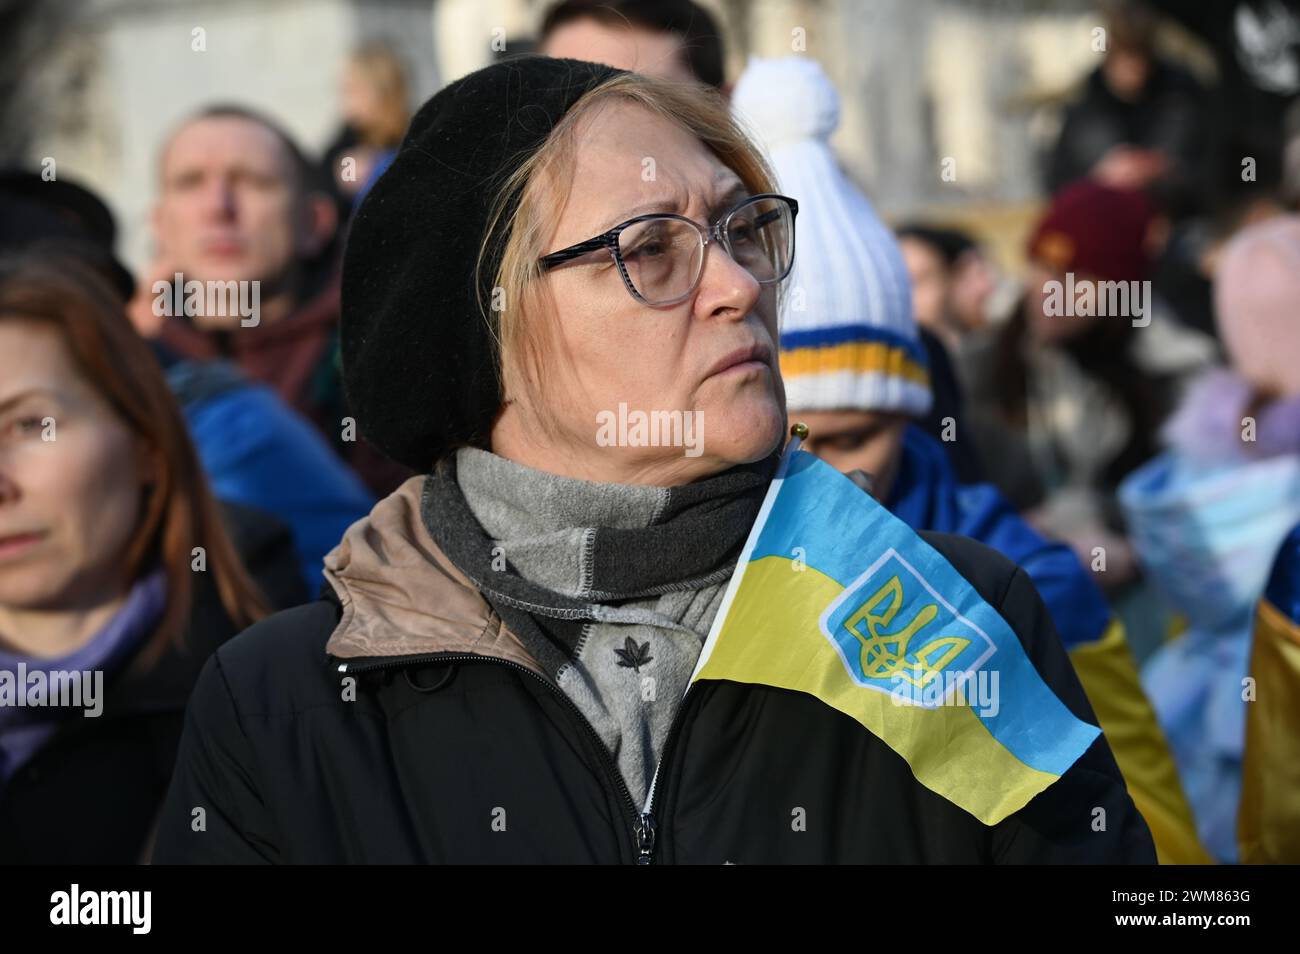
<box><xmin>637</xmin><ymin>683</ymin><xmax>695</xmax><ymax>864</ymax></box>
<box><xmin>335</xmin><ymin>652</ymin><xmax>695</xmax><ymax>864</ymax></box>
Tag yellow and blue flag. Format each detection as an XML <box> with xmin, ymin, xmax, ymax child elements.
<box><xmin>1240</xmin><ymin>523</ymin><xmax>1300</xmax><ymax>863</ymax></box>
<box><xmin>690</xmin><ymin>444</ymin><xmax>1100</xmax><ymax>826</ymax></box>
<box><xmin>889</xmin><ymin>425</ymin><xmax>1208</xmax><ymax>859</ymax></box>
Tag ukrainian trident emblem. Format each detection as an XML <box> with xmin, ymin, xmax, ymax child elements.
<box><xmin>819</xmin><ymin>548</ymin><xmax>996</xmax><ymax>704</ymax></box>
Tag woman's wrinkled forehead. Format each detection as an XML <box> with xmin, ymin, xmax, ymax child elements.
<box><xmin>547</xmin><ymin>100</ymin><xmax>745</xmax><ymax>249</ymax></box>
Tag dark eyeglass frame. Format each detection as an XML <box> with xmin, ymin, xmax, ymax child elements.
<box><xmin>537</xmin><ymin>192</ymin><xmax>799</xmax><ymax>307</ymax></box>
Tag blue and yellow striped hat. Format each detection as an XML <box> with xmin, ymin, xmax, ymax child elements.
<box><xmin>733</xmin><ymin>56</ymin><xmax>931</xmax><ymax>418</ymax></box>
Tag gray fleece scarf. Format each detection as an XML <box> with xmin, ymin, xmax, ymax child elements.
<box><xmin>421</xmin><ymin>447</ymin><xmax>777</xmax><ymax>807</ymax></box>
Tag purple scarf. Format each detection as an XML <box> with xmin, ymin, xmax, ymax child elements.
<box><xmin>1162</xmin><ymin>367</ymin><xmax>1300</xmax><ymax>463</ymax></box>
<box><xmin>0</xmin><ymin>567</ymin><xmax>167</xmax><ymax>782</ymax></box>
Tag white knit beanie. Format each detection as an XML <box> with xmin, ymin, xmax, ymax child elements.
<box><xmin>732</xmin><ymin>55</ymin><xmax>931</xmax><ymax>417</ymax></box>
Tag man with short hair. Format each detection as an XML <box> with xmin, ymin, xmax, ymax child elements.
<box><xmin>149</xmin><ymin>106</ymin><xmax>337</xmax><ymax>393</ymax></box>
<box><xmin>144</xmin><ymin>105</ymin><xmax>408</xmax><ymax>496</ymax></box>
<box><xmin>538</xmin><ymin>0</ymin><xmax>726</xmax><ymax>90</ymax></box>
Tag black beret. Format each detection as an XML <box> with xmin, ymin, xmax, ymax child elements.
<box><xmin>341</xmin><ymin>56</ymin><xmax>624</xmax><ymax>472</ymax></box>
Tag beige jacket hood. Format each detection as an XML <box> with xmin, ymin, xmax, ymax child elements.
<box><xmin>321</xmin><ymin>476</ymin><xmax>542</xmax><ymax>675</ymax></box>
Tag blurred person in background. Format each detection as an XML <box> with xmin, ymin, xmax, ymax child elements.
<box><xmin>895</xmin><ymin>225</ymin><xmax>999</xmax><ymax>355</ymax></box>
<box><xmin>137</xmin><ymin>104</ymin><xmax>410</xmax><ymax>498</ymax></box>
<box><xmin>1145</xmin><ymin>0</ymin><xmax>1300</xmax><ymax>213</ymax></box>
<box><xmin>968</xmin><ymin>179</ymin><xmax>1215</xmax><ymax>590</ymax></box>
<box><xmin>1053</xmin><ymin>0</ymin><xmax>1291</xmax><ymax>346</ymax></box>
<box><xmin>0</xmin><ymin>250</ymin><xmax>306</xmax><ymax>864</ymax></box>
<box><xmin>733</xmin><ymin>56</ymin><xmax>986</xmax><ymax>486</ymax></box>
<box><xmin>321</xmin><ymin>40</ymin><xmax>412</xmax><ymax>212</ymax></box>
<box><xmin>894</xmin><ymin>223</ymin><xmax>1005</xmax><ymax>485</ymax></box>
<box><xmin>2</xmin><ymin>180</ymin><xmax>375</xmax><ymax>593</ymax></box>
<box><xmin>0</xmin><ymin>171</ymin><xmax>136</xmax><ymax>301</ymax></box>
<box><xmin>1047</xmin><ymin>0</ymin><xmax>1208</xmax><ymax>216</ymax></box>
<box><xmin>1148</xmin><ymin>169</ymin><xmax>1287</xmax><ymax>346</ymax></box>
<box><xmin>538</xmin><ymin>0</ymin><xmax>727</xmax><ymax>90</ymax></box>
<box><xmin>730</xmin><ymin>55</ymin><xmax>926</xmax><ymax>507</ymax></box>
<box><xmin>740</xmin><ymin>55</ymin><xmax>1206</xmax><ymax>864</ymax></box>
<box><xmin>1119</xmin><ymin>215</ymin><xmax>1300</xmax><ymax>863</ymax></box>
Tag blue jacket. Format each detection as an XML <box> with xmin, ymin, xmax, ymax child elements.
<box><xmin>886</xmin><ymin>426</ymin><xmax>1110</xmax><ymax>649</ymax></box>
<box><xmin>166</xmin><ymin>361</ymin><xmax>374</xmax><ymax>591</ymax></box>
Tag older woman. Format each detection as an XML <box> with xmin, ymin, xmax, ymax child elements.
<box><xmin>155</xmin><ymin>57</ymin><xmax>1152</xmax><ymax>864</ymax></box>
<box><xmin>0</xmin><ymin>251</ymin><xmax>305</xmax><ymax>863</ymax></box>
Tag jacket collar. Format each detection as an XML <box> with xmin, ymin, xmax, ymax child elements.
<box><xmin>322</xmin><ymin>476</ymin><xmax>543</xmax><ymax>675</ymax></box>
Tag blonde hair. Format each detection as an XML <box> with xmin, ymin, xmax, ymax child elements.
<box><xmin>475</xmin><ymin>71</ymin><xmax>781</xmax><ymax>439</ymax></box>
<box><xmin>348</xmin><ymin>40</ymin><xmax>411</xmax><ymax>148</ymax></box>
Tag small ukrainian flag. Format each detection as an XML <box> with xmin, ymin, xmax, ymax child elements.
<box><xmin>690</xmin><ymin>440</ymin><xmax>1101</xmax><ymax>826</ymax></box>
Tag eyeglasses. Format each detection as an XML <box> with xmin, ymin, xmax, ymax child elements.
<box><xmin>538</xmin><ymin>193</ymin><xmax>799</xmax><ymax>307</ymax></box>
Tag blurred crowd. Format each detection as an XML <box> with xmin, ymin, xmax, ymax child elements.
<box><xmin>1</xmin><ymin>0</ymin><xmax>1299</xmax><ymax>865</ymax></box>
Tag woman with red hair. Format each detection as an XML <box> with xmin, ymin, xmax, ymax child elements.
<box><xmin>0</xmin><ymin>250</ymin><xmax>305</xmax><ymax>863</ymax></box>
